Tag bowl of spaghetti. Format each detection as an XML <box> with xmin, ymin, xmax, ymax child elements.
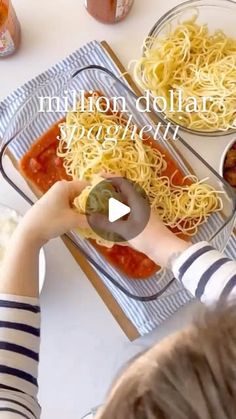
<box><xmin>133</xmin><ymin>0</ymin><xmax>236</xmax><ymax>136</ymax></box>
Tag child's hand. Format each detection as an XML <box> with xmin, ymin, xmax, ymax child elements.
<box><xmin>20</xmin><ymin>180</ymin><xmax>89</xmax><ymax>246</ymax></box>
<box><xmin>90</xmin><ymin>177</ymin><xmax>190</xmax><ymax>267</ymax></box>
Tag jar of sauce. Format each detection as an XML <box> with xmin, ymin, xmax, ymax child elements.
<box><xmin>0</xmin><ymin>0</ymin><xmax>21</xmax><ymax>57</ymax></box>
<box><xmin>85</xmin><ymin>0</ymin><xmax>134</xmax><ymax>24</ymax></box>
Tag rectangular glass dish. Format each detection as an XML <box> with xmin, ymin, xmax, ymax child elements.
<box><xmin>0</xmin><ymin>65</ymin><xmax>235</xmax><ymax>302</ymax></box>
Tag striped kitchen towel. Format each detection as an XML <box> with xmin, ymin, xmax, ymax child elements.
<box><xmin>0</xmin><ymin>40</ymin><xmax>235</xmax><ymax>336</ymax></box>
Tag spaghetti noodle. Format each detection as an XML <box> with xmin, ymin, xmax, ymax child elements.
<box><xmin>133</xmin><ymin>17</ymin><xmax>236</xmax><ymax>132</ymax></box>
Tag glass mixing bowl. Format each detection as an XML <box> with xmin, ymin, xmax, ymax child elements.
<box><xmin>145</xmin><ymin>0</ymin><xmax>236</xmax><ymax>137</ymax></box>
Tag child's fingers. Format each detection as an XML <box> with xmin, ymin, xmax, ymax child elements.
<box><xmin>99</xmin><ymin>175</ymin><xmax>138</xmax><ymax>205</ymax></box>
<box><xmin>110</xmin><ymin>177</ymin><xmax>138</xmax><ymax>205</ymax></box>
<box><xmin>50</xmin><ymin>179</ymin><xmax>90</xmax><ymax>200</ymax></box>
<box><xmin>67</xmin><ymin>180</ymin><xmax>90</xmax><ymax>200</ymax></box>
<box><xmin>99</xmin><ymin>172</ymin><xmax>119</xmax><ymax>179</ymax></box>
<box><xmin>69</xmin><ymin>211</ymin><xmax>90</xmax><ymax>230</ymax></box>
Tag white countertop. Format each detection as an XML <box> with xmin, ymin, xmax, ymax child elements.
<box><xmin>0</xmin><ymin>1</ymin><xmax>231</xmax><ymax>418</ymax></box>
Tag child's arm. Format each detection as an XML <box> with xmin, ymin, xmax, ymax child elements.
<box><xmin>130</xmin><ymin>222</ymin><xmax>236</xmax><ymax>303</ymax></box>
<box><xmin>129</xmin><ymin>216</ymin><xmax>236</xmax><ymax>304</ymax></box>
<box><xmin>0</xmin><ymin>180</ymin><xmax>89</xmax><ymax>297</ymax></box>
<box><xmin>0</xmin><ymin>180</ymin><xmax>89</xmax><ymax>418</ymax></box>
<box><xmin>171</xmin><ymin>242</ymin><xmax>236</xmax><ymax>303</ymax></box>
<box><xmin>124</xmin><ymin>218</ymin><xmax>236</xmax><ymax>303</ymax></box>
<box><xmin>93</xmin><ymin>177</ymin><xmax>236</xmax><ymax>304</ymax></box>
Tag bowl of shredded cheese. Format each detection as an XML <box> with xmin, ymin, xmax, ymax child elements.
<box><xmin>133</xmin><ymin>0</ymin><xmax>236</xmax><ymax>136</ymax></box>
<box><xmin>0</xmin><ymin>204</ymin><xmax>46</xmax><ymax>292</ymax></box>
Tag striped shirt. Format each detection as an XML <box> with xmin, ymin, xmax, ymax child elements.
<box><xmin>172</xmin><ymin>241</ymin><xmax>236</xmax><ymax>303</ymax></box>
<box><xmin>0</xmin><ymin>294</ymin><xmax>40</xmax><ymax>418</ymax></box>
<box><xmin>0</xmin><ymin>241</ymin><xmax>235</xmax><ymax>417</ymax></box>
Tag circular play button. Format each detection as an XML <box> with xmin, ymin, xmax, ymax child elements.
<box><xmin>86</xmin><ymin>177</ymin><xmax>151</xmax><ymax>244</ymax></box>
<box><xmin>108</xmin><ymin>197</ymin><xmax>131</xmax><ymax>223</ymax></box>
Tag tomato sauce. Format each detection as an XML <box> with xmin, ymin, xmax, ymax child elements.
<box><xmin>20</xmin><ymin>114</ymin><xmax>189</xmax><ymax>280</ymax></box>
<box><xmin>223</xmin><ymin>141</ymin><xmax>236</xmax><ymax>190</ymax></box>
<box><xmin>93</xmin><ymin>242</ymin><xmax>159</xmax><ymax>279</ymax></box>
<box><xmin>0</xmin><ymin>0</ymin><xmax>21</xmax><ymax>57</ymax></box>
<box><xmin>20</xmin><ymin>120</ymin><xmax>71</xmax><ymax>193</ymax></box>
<box><xmin>85</xmin><ymin>0</ymin><xmax>134</xmax><ymax>24</ymax></box>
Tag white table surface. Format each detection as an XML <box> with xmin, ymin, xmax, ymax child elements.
<box><xmin>0</xmin><ymin>1</ymin><xmax>232</xmax><ymax>418</ymax></box>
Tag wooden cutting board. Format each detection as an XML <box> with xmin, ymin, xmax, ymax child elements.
<box><xmin>62</xmin><ymin>41</ymin><xmax>143</xmax><ymax>341</ymax></box>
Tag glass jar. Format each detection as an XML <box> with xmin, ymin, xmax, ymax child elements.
<box><xmin>0</xmin><ymin>0</ymin><xmax>21</xmax><ymax>57</ymax></box>
<box><xmin>85</xmin><ymin>0</ymin><xmax>134</xmax><ymax>24</ymax></box>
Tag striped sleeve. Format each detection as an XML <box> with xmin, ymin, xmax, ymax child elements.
<box><xmin>172</xmin><ymin>241</ymin><xmax>236</xmax><ymax>304</ymax></box>
<box><xmin>0</xmin><ymin>294</ymin><xmax>41</xmax><ymax>418</ymax></box>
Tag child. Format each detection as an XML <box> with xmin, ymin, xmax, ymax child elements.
<box><xmin>0</xmin><ymin>179</ymin><xmax>235</xmax><ymax>418</ymax></box>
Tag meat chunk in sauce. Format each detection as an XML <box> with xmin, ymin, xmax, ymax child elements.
<box><xmin>224</xmin><ymin>168</ymin><xmax>236</xmax><ymax>187</ymax></box>
<box><xmin>223</xmin><ymin>142</ymin><xmax>236</xmax><ymax>190</ymax></box>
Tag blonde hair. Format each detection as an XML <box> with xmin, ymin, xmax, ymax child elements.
<box><xmin>97</xmin><ymin>303</ymin><xmax>236</xmax><ymax>419</ymax></box>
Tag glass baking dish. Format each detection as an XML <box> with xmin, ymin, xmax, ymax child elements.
<box><xmin>0</xmin><ymin>65</ymin><xmax>235</xmax><ymax>302</ymax></box>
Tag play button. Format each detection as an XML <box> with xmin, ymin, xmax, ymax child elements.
<box><xmin>108</xmin><ymin>198</ymin><xmax>130</xmax><ymax>223</ymax></box>
<box><xmin>85</xmin><ymin>177</ymin><xmax>151</xmax><ymax>244</ymax></box>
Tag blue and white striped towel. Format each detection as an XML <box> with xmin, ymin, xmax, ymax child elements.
<box><xmin>0</xmin><ymin>40</ymin><xmax>235</xmax><ymax>336</ymax></box>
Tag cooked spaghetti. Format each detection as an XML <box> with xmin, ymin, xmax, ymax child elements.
<box><xmin>57</xmin><ymin>93</ymin><xmax>223</xmax><ymax>246</ymax></box>
<box><xmin>133</xmin><ymin>16</ymin><xmax>236</xmax><ymax>132</ymax></box>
